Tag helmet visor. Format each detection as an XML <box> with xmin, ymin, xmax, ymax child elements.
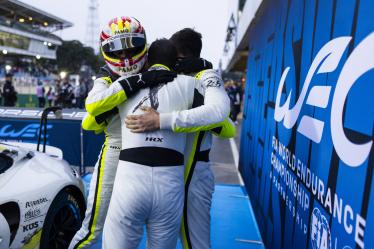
<box><xmin>106</xmin><ymin>46</ymin><xmax>145</xmax><ymax>59</ymax></box>
<box><xmin>102</xmin><ymin>33</ymin><xmax>146</xmax><ymax>53</ymax></box>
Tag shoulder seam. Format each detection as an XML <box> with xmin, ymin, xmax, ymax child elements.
<box><xmin>98</xmin><ymin>76</ymin><xmax>113</xmax><ymax>85</ymax></box>
<box><xmin>194</xmin><ymin>69</ymin><xmax>209</xmax><ymax>80</ymax></box>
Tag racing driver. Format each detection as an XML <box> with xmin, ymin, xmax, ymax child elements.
<box><xmin>80</xmin><ymin>26</ymin><xmax>233</xmax><ymax>248</ymax></box>
<box><xmin>100</xmin><ymin>38</ymin><xmax>230</xmax><ymax>248</ymax></box>
<box><xmin>68</xmin><ymin>16</ymin><xmax>176</xmax><ymax>249</ymax></box>
<box><xmin>124</xmin><ymin>28</ymin><xmax>236</xmax><ymax>249</ymax></box>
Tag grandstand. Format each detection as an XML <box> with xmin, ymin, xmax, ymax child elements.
<box><xmin>0</xmin><ymin>0</ymin><xmax>72</xmax><ymax>60</ymax></box>
<box><xmin>0</xmin><ymin>0</ymin><xmax>73</xmax><ymax>105</ymax></box>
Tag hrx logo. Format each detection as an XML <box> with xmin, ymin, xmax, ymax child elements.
<box><xmin>145</xmin><ymin>137</ymin><xmax>163</xmax><ymax>142</ymax></box>
<box><xmin>274</xmin><ymin>33</ymin><xmax>374</xmax><ymax>167</ymax></box>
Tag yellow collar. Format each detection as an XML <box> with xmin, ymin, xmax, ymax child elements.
<box><xmin>150</xmin><ymin>64</ymin><xmax>171</xmax><ymax>71</ymax></box>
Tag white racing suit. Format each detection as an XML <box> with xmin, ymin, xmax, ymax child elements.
<box><xmin>70</xmin><ymin>64</ymin><xmax>173</xmax><ymax>248</ymax></box>
<box><xmin>69</xmin><ymin>73</ymin><xmax>123</xmax><ymax>249</ymax></box>
<box><xmin>83</xmin><ymin>64</ymin><xmax>229</xmax><ymax>248</ymax></box>
<box><xmin>159</xmin><ymin>69</ymin><xmax>236</xmax><ymax>249</ymax></box>
<box><xmin>80</xmin><ymin>65</ymin><xmax>230</xmax><ymax>248</ymax></box>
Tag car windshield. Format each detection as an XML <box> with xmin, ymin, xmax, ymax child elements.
<box><xmin>0</xmin><ymin>150</ymin><xmax>16</xmax><ymax>174</ymax></box>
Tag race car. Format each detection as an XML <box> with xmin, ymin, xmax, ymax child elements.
<box><xmin>0</xmin><ymin>107</ymin><xmax>86</xmax><ymax>249</ymax></box>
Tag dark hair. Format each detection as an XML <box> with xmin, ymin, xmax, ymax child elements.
<box><xmin>170</xmin><ymin>28</ymin><xmax>202</xmax><ymax>58</ymax></box>
<box><xmin>148</xmin><ymin>39</ymin><xmax>177</xmax><ymax>69</ymax></box>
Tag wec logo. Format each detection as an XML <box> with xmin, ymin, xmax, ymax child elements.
<box><xmin>0</xmin><ymin>124</ymin><xmax>52</xmax><ymax>139</ymax></box>
<box><xmin>274</xmin><ymin>33</ymin><xmax>374</xmax><ymax>167</ymax></box>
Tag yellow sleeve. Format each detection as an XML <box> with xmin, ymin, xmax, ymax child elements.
<box><xmin>174</xmin><ymin>117</ymin><xmax>236</xmax><ymax>138</ymax></box>
<box><xmin>85</xmin><ymin>77</ymin><xmax>128</xmax><ymax>116</ymax></box>
<box><xmin>211</xmin><ymin>118</ymin><xmax>236</xmax><ymax>138</ymax></box>
<box><xmin>82</xmin><ymin>113</ymin><xmax>106</xmax><ymax>134</ymax></box>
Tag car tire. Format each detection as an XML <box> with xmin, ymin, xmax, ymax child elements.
<box><xmin>39</xmin><ymin>190</ymin><xmax>84</xmax><ymax>249</ymax></box>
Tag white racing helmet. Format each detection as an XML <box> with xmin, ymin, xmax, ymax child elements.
<box><xmin>100</xmin><ymin>16</ymin><xmax>147</xmax><ymax>76</ymax></box>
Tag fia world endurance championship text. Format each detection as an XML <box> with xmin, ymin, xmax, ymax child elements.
<box><xmin>270</xmin><ymin>136</ymin><xmax>366</xmax><ymax>249</ymax></box>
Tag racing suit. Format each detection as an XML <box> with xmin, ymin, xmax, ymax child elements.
<box><xmin>68</xmin><ymin>68</ymin><xmax>121</xmax><ymax>249</ymax></box>
<box><xmin>160</xmin><ymin>68</ymin><xmax>236</xmax><ymax>249</ymax></box>
<box><xmin>83</xmin><ymin>64</ymin><xmax>230</xmax><ymax>248</ymax></box>
<box><xmin>69</xmin><ymin>65</ymin><xmax>152</xmax><ymax>249</ymax></box>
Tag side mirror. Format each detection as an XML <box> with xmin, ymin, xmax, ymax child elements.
<box><xmin>37</xmin><ymin>107</ymin><xmax>63</xmax><ymax>153</ymax></box>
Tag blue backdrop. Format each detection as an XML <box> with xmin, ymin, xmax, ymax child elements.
<box><xmin>239</xmin><ymin>0</ymin><xmax>373</xmax><ymax>249</ymax></box>
<box><xmin>0</xmin><ymin>117</ymin><xmax>104</xmax><ymax>169</ymax></box>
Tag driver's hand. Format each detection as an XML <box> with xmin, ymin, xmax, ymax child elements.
<box><xmin>141</xmin><ymin>70</ymin><xmax>177</xmax><ymax>87</ymax></box>
<box><xmin>118</xmin><ymin>70</ymin><xmax>177</xmax><ymax>98</ymax></box>
<box><xmin>125</xmin><ymin>106</ymin><xmax>160</xmax><ymax>133</ymax></box>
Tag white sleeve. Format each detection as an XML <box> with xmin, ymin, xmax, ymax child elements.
<box><xmin>86</xmin><ymin>78</ymin><xmax>110</xmax><ymax>99</ymax></box>
<box><xmin>160</xmin><ymin>70</ymin><xmax>230</xmax><ymax>131</ymax></box>
<box><xmin>85</xmin><ymin>77</ymin><xmax>127</xmax><ymax>116</ymax></box>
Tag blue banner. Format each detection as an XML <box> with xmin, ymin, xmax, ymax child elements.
<box><xmin>239</xmin><ymin>0</ymin><xmax>373</xmax><ymax>249</ymax></box>
<box><xmin>0</xmin><ymin>116</ymin><xmax>104</xmax><ymax>169</ymax></box>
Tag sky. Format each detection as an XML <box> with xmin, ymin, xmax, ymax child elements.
<box><xmin>24</xmin><ymin>0</ymin><xmax>234</xmax><ymax>68</ymax></box>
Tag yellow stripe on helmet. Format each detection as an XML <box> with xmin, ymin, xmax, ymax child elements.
<box><xmin>124</xmin><ymin>21</ymin><xmax>131</xmax><ymax>32</ymax></box>
<box><xmin>110</xmin><ymin>22</ymin><xmax>117</xmax><ymax>33</ymax></box>
<box><xmin>101</xmin><ymin>47</ymin><xmax>120</xmax><ymax>64</ymax></box>
<box><xmin>132</xmin><ymin>46</ymin><xmax>147</xmax><ymax>60</ymax></box>
<box><xmin>117</xmin><ymin>19</ymin><xmax>123</xmax><ymax>31</ymax></box>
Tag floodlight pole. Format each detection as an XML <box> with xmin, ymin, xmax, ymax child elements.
<box><xmin>85</xmin><ymin>0</ymin><xmax>100</xmax><ymax>54</ymax></box>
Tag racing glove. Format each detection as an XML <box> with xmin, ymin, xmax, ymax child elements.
<box><xmin>175</xmin><ymin>57</ymin><xmax>213</xmax><ymax>74</ymax></box>
<box><xmin>118</xmin><ymin>70</ymin><xmax>177</xmax><ymax>97</ymax></box>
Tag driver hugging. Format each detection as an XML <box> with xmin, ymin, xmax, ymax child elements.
<box><xmin>71</xmin><ymin>16</ymin><xmax>234</xmax><ymax>249</ymax></box>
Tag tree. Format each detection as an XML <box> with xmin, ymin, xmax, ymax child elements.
<box><xmin>56</xmin><ymin>40</ymin><xmax>104</xmax><ymax>74</ymax></box>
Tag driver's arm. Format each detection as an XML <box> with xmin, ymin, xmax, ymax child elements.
<box><xmin>85</xmin><ymin>76</ymin><xmax>129</xmax><ymax>116</ymax></box>
<box><xmin>85</xmin><ymin>70</ymin><xmax>177</xmax><ymax>116</ymax></box>
<box><xmin>82</xmin><ymin>113</ymin><xmax>106</xmax><ymax>134</ymax></box>
<box><xmin>82</xmin><ymin>76</ymin><xmax>120</xmax><ymax>133</ymax></box>
<box><xmin>210</xmin><ymin>118</ymin><xmax>236</xmax><ymax>138</ymax></box>
<box><xmin>125</xmin><ymin>69</ymin><xmax>236</xmax><ymax>137</ymax></box>
<box><xmin>159</xmin><ymin>69</ymin><xmax>236</xmax><ymax>138</ymax></box>
<box><xmin>160</xmin><ymin>69</ymin><xmax>230</xmax><ymax>131</ymax></box>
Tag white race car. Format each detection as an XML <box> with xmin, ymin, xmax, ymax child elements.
<box><xmin>0</xmin><ymin>141</ymin><xmax>86</xmax><ymax>249</ymax></box>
